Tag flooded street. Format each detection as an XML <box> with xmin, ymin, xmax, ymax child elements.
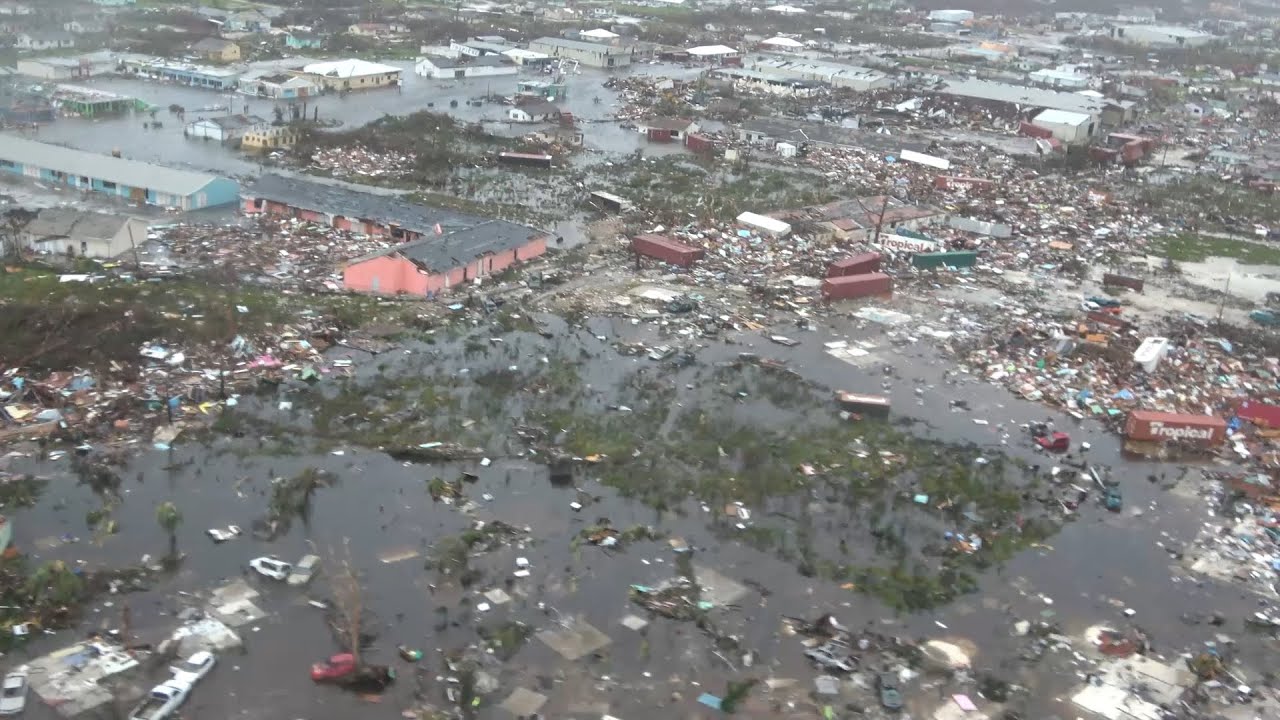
<box><xmin>2</xmin><ymin>308</ymin><xmax>1266</xmax><ymax>720</ymax></box>
<box><xmin>18</xmin><ymin>61</ymin><xmax>702</xmax><ymax>180</ymax></box>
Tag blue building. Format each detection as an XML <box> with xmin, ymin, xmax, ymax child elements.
<box><xmin>121</xmin><ymin>58</ymin><xmax>242</xmax><ymax>91</ymax></box>
<box><xmin>284</xmin><ymin>32</ymin><xmax>326</xmax><ymax>50</ymax></box>
<box><xmin>0</xmin><ymin>137</ymin><xmax>239</xmax><ymax>210</ymax></box>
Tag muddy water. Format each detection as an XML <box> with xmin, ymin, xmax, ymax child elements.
<box><xmin>3</xmin><ymin>312</ymin><xmax>1265</xmax><ymax>720</ymax></box>
<box><xmin>15</xmin><ymin>62</ymin><xmax>704</xmax><ymax>181</ymax></box>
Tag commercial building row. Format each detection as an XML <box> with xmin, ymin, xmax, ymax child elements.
<box><xmin>0</xmin><ymin>135</ymin><xmax>238</xmax><ymax>211</ymax></box>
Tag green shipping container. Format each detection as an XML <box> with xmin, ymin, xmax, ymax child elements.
<box><xmin>911</xmin><ymin>251</ymin><xmax>978</xmax><ymax>270</ymax></box>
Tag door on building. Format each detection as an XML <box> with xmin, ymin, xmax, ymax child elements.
<box><xmin>130</xmin><ymin>187</ymin><xmax>145</xmax><ymax>202</ymax></box>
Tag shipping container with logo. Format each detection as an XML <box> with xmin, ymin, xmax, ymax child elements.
<box><xmin>1124</xmin><ymin>410</ymin><xmax>1226</xmax><ymax>445</ymax></box>
<box><xmin>631</xmin><ymin>234</ymin><xmax>704</xmax><ymax>267</ymax></box>
<box><xmin>821</xmin><ymin>272</ymin><xmax>892</xmax><ymax>300</ymax></box>
<box><xmin>827</xmin><ymin>252</ymin><xmax>882</xmax><ymax>278</ymax></box>
<box><xmin>911</xmin><ymin>251</ymin><xmax>978</xmax><ymax>270</ymax></box>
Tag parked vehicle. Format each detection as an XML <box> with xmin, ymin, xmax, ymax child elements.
<box><xmin>129</xmin><ymin>681</ymin><xmax>190</xmax><ymax>720</ymax></box>
<box><xmin>169</xmin><ymin>651</ymin><xmax>216</xmax><ymax>685</ymax></box>
<box><xmin>0</xmin><ymin>671</ymin><xmax>28</xmax><ymax>715</ymax></box>
<box><xmin>249</xmin><ymin>556</ymin><xmax>292</xmax><ymax>580</ymax></box>
<box><xmin>878</xmin><ymin>672</ymin><xmax>903</xmax><ymax>711</ymax></box>
<box><xmin>1251</xmin><ymin>309</ymin><xmax>1279</xmax><ymax>326</ymax></box>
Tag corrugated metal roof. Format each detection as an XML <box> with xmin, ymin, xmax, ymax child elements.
<box><xmin>938</xmin><ymin>78</ymin><xmax>1104</xmax><ymax>114</ymax></box>
<box><xmin>0</xmin><ymin>136</ymin><xmax>223</xmax><ymax>196</ymax></box>
<box><xmin>530</xmin><ymin>37</ymin><xmax>630</xmax><ymax>55</ymax></box>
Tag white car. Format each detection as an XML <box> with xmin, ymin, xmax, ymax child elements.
<box><xmin>0</xmin><ymin>671</ymin><xmax>27</xmax><ymax>715</ymax></box>
<box><xmin>129</xmin><ymin>680</ymin><xmax>190</xmax><ymax>720</ymax></box>
<box><xmin>169</xmin><ymin>651</ymin><xmax>216</xmax><ymax>685</ymax></box>
<box><xmin>249</xmin><ymin>556</ymin><xmax>292</xmax><ymax>581</ymax></box>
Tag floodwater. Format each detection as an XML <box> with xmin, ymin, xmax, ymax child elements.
<box><xmin>3</xmin><ymin>310</ymin><xmax>1266</xmax><ymax>720</ymax></box>
<box><xmin>12</xmin><ymin>61</ymin><xmax>705</xmax><ymax>183</ymax></box>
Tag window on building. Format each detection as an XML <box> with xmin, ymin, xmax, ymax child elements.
<box><xmin>102</xmin><ymin>181</ymin><xmax>116</xmax><ymax>190</ymax></box>
<box><xmin>80</xmin><ymin>241</ymin><xmax>87</xmax><ymax>255</ymax></box>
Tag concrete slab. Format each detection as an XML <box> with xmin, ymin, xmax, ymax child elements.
<box><xmin>209</xmin><ymin>578</ymin><xmax>259</xmax><ymax>606</ymax></box>
<box><xmin>26</xmin><ymin>640</ymin><xmax>140</xmax><ymax>717</ymax></box>
<box><xmin>484</xmin><ymin>588</ymin><xmax>512</xmax><ymax>605</ymax></box>
<box><xmin>170</xmin><ymin>618</ymin><xmax>242</xmax><ymax>655</ymax></box>
<box><xmin>693</xmin><ymin>564</ymin><xmax>748</xmax><ymax>607</ymax></box>
<box><xmin>620</xmin><ymin>614</ymin><xmax>649</xmax><ymax>631</ymax></box>
<box><xmin>537</xmin><ymin>618</ymin><xmax>612</xmax><ymax>661</ymax></box>
<box><xmin>211</xmin><ymin>597</ymin><xmax>267</xmax><ymax>628</ymax></box>
<box><xmin>500</xmin><ymin>687</ymin><xmax>548</xmax><ymax>716</ymax></box>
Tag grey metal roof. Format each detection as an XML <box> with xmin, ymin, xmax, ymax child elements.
<box><xmin>23</xmin><ymin>208</ymin><xmax>141</xmax><ymax>241</ymax></box>
<box><xmin>246</xmin><ymin>174</ymin><xmax>546</xmax><ymax>272</ymax></box>
<box><xmin>530</xmin><ymin>37</ymin><xmax>629</xmax><ymax>55</ymax></box>
<box><xmin>936</xmin><ymin>78</ymin><xmax>1105</xmax><ymax>115</ymax></box>
<box><xmin>0</xmin><ymin>135</ymin><xmax>225</xmax><ymax>196</ymax></box>
<box><xmin>385</xmin><ymin>220</ymin><xmax>542</xmax><ymax>273</ymax></box>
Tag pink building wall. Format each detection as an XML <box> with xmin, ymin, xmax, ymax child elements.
<box><xmin>343</xmin><ymin>236</ymin><xmax>548</xmax><ymax>296</ymax></box>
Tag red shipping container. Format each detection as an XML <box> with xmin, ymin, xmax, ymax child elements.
<box><xmin>685</xmin><ymin>133</ymin><xmax>713</xmax><ymax>152</ymax></box>
<box><xmin>827</xmin><ymin>252</ymin><xmax>882</xmax><ymax>278</ymax></box>
<box><xmin>646</xmin><ymin>128</ymin><xmax>674</xmax><ymax>142</ymax></box>
<box><xmin>1102</xmin><ymin>273</ymin><xmax>1144</xmax><ymax>291</ymax></box>
<box><xmin>1019</xmin><ymin>122</ymin><xmax>1053</xmax><ymax>139</ymax></box>
<box><xmin>1237</xmin><ymin>401</ymin><xmax>1280</xmax><ymax>428</ymax></box>
<box><xmin>822</xmin><ymin>272</ymin><xmax>892</xmax><ymax>300</ymax></box>
<box><xmin>1124</xmin><ymin>410</ymin><xmax>1226</xmax><ymax>445</ymax></box>
<box><xmin>632</xmin><ymin>234</ymin><xmax>704</xmax><ymax>267</ymax></box>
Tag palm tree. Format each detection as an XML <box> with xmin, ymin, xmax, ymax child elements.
<box><xmin>156</xmin><ymin>501</ymin><xmax>183</xmax><ymax>558</ymax></box>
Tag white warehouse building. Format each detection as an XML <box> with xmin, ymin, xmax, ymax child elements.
<box><xmin>1109</xmin><ymin>24</ymin><xmax>1214</xmax><ymax>47</ymax></box>
<box><xmin>928</xmin><ymin>9</ymin><xmax>975</xmax><ymax>23</ymax></box>
<box><xmin>1031</xmin><ymin>109</ymin><xmax>1096</xmax><ymax>144</ymax></box>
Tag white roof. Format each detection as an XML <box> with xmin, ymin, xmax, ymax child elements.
<box><xmin>767</xmin><ymin>4</ymin><xmax>806</xmax><ymax>12</ymax></box>
<box><xmin>301</xmin><ymin>59</ymin><xmax>401</xmax><ymax>78</ymax></box>
<box><xmin>736</xmin><ymin>211</ymin><xmax>792</xmax><ymax>235</ymax></box>
<box><xmin>1034</xmin><ymin>108</ymin><xmax>1092</xmax><ymax>126</ymax></box>
<box><xmin>502</xmin><ymin>48</ymin><xmax>549</xmax><ymax>60</ymax></box>
<box><xmin>762</xmin><ymin>36</ymin><xmax>804</xmax><ymax>48</ymax></box>
<box><xmin>688</xmin><ymin>44</ymin><xmax>738</xmax><ymax>56</ymax></box>
<box><xmin>581</xmin><ymin>28</ymin><xmax>619</xmax><ymax>39</ymax></box>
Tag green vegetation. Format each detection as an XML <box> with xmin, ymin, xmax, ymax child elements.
<box><xmin>0</xmin><ymin>265</ymin><xmax>388</xmax><ymax>371</ymax></box>
<box><xmin>0</xmin><ymin>476</ymin><xmax>46</xmax><ymax>509</ymax></box>
<box><xmin>156</xmin><ymin>501</ymin><xmax>182</xmax><ymax>557</ymax></box>
<box><xmin>1149</xmin><ymin>233</ymin><xmax>1280</xmax><ymax>265</ymax></box>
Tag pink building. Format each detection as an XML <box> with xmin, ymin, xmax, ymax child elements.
<box><xmin>242</xmin><ymin>174</ymin><xmax>551</xmax><ymax>296</ymax></box>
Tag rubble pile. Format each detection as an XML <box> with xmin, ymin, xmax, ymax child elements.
<box><xmin>148</xmin><ymin>218</ymin><xmax>397</xmax><ymax>289</ymax></box>
<box><xmin>0</xmin><ymin>319</ymin><xmax>353</xmax><ymax>448</ymax></box>
<box><xmin>310</xmin><ymin>144</ymin><xmax>418</xmax><ymax>179</ymax></box>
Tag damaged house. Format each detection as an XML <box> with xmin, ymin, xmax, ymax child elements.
<box><xmin>241</xmin><ymin>174</ymin><xmax>550</xmax><ymax>295</ymax></box>
<box><xmin>18</xmin><ymin>208</ymin><xmax>149</xmax><ymax>258</ymax></box>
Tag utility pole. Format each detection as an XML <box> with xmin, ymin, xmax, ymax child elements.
<box><xmin>1216</xmin><ymin>273</ymin><xmax>1231</xmax><ymax>330</ymax></box>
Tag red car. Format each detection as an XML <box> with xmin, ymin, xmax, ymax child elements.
<box><xmin>311</xmin><ymin>653</ymin><xmax>357</xmax><ymax>683</ymax></box>
<box><xmin>1036</xmin><ymin>432</ymin><xmax>1070</xmax><ymax>452</ymax></box>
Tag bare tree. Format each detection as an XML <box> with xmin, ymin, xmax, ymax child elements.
<box><xmin>323</xmin><ymin>538</ymin><xmax>365</xmax><ymax>667</ymax></box>
<box><xmin>1</xmin><ymin>208</ymin><xmax>37</xmax><ymax>261</ymax></box>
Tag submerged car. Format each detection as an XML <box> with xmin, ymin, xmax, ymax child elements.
<box><xmin>1035</xmin><ymin>432</ymin><xmax>1071</xmax><ymax>452</ymax></box>
<box><xmin>249</xmin><ymin>556</ymin><xmax>292</xmax><ymax>581</ymax></box>
<box><xmin>311</xmin><ymin>653</ymin><xmax>357</xmax><ymax>683</ymax></box>
<box><xmin>878</xmin><ymin>672</ymin><xmax>903</xmax><ymax>711</ymax></box>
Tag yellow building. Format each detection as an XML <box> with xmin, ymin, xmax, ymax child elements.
<box><xmin>242</xmin><ymin>123</ymin><xmax>301</xmax><ymax>151</ymax></box>
<box><xmin>192</xmin><ymin>38</ymin><xmax>242</xmax><ymax>63</ymax></box>
<box><xmin>297</xmin><ymin>59</ymin><xmax>402</xmax><ymax>91</ymax></box>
